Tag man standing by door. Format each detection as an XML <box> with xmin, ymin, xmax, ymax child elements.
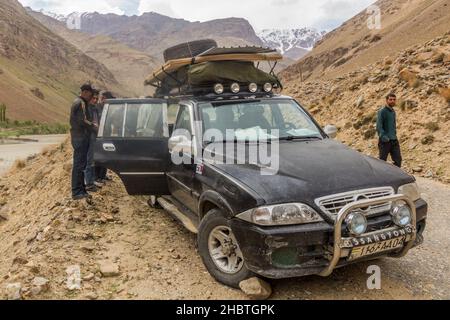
<box><xmin>85</xmin><ymin>89</ymin><xmax>100</xmax><ymax>192</ymax></box>
<box><xmin>70</xmin><ymin>83</ymin><xmax>95</xmax><ymax>200</ymax></box>
<box><xmin>377</xmin><ymin>93</ymin><xmax>402</xmax><ymax>168</ymax></box>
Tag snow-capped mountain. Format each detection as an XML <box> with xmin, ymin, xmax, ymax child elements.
<box><xmin>258</xmin><ymin>28</ymin><xmax>326</xmax><ymax>60</ymax></box>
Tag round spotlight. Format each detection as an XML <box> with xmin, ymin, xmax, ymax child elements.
<box><xmin>214</xmin><ymin>83</ymin><xmax>224</xmax><ymax>95</ymax></box>
<box><xmin>230</xmin><ymin>83</ymin><xmax>240</xmax><ymax>94</ymax></box>
<box><xmin>263</xmin><ymin>83</ymin><xmax>273</xmax><ymax>93</ymax></box>
<box><xmin>391</xmin><ymin>203</ymin><xmax>412</xmax><ymax>227</ymax></box>
<box><xmin>345</xmin><ymin>212</ymin><xmax>368</xmax><ymax>236</ymax></box>
<box><xmin>249</xmin><ymin>83</ymin><xmax>258</xmax><ymax>93</ymax></box>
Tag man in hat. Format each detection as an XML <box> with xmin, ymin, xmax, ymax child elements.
<box><xmin>69</xmin><ymin>83</ymin><xmax>96</xmax><ymax>200</ymax></box>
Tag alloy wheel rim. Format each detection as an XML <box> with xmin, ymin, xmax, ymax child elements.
<box><xmin>208</xmin><ymin>226</ymin><xmax>244</xmax><ymax>274</ymax></box>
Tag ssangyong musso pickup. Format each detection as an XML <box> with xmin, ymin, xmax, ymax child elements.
<box><xmin>94</xmin><ymin>90</ymin><xmax>427</xmax><ymax>288</ymax></box>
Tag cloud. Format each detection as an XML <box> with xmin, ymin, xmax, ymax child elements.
<box><xmin>18</xmin><ymin>0</ymin><xmax>377</xmax><ymax>31</ymax></box>
<box><xmin>137</xmin><ymin>0</ymin><xmax>178</xmax><ymax>17</ymax></box>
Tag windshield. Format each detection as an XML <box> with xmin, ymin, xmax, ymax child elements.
<box><xmin>199</xmin><ymin>99</ymin><xmax>323</xmax><ymax>143</ymax></box>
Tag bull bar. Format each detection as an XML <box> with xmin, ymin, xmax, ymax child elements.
<box><xmin>319</xmin><ymin>194</ymin><xmax>417</xmax><ymax>277</ymax></box>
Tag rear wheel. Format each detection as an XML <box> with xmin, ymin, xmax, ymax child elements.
<box><xmin>163</xmin><ymin>39</ymin><xmax>217</xmax><ymax>62</ymax></box>
<box><xmin>198</xmin><ymin>209</ymin><xmax>253</xmax><ymax>288</ymax></box>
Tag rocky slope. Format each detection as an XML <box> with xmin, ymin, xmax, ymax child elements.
<box><xmin>28</xmin><ymin>10</ymin><xmax>158</xmax><ymax>97</ymax></box>
<box><xmin>258</xmin><ymin>28</ymin><xmax>326</xmax><ymax>60</ymax></box>
<box><xmin>0</xmin><ymin>0</ymin><xmax>126</xmax><ymax>122</ymax></box>
<box><xmin>282</xmin><ymin>0</ymin><xmax>450</xmax><ymax>81</ymax></box>
<box><xmin>0</xmin><ymin>140</ymin><xmax>449</xmax><ymax>300</ymax></box>
<box><xmin>283</xmin><ymin>32</ymin><xmax>450</xmax><ymax>183</ymax></box>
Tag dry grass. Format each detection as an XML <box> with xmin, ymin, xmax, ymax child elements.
<box><xmin>14</xmin><ymin>160</ymin><xmax>26</xmax><ymax>169</ymax></box>
<box><xmin>439</xmin><ymin>87</ymin><xmax>450</xmax><ymax>102</ymax></box>
<box><xmin>399</xmin><ymin>68</ymin><xmax>420</xmax><ymax>87</ymax></box>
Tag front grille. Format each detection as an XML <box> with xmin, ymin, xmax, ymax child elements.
<box><xmin>315</xmin><ymin>187</ymin><xmax>395</xmax><ymax>219</ymax></box>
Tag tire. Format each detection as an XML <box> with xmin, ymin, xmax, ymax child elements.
<box><xmin>198</xmin><ymin>208</ymin><xmax>254</xmax><ymax>288</ymax></box>
<box><xmin>163</xmin><ymin>39</ymin><xmax>217</xmax><ymax>62</ymax></box>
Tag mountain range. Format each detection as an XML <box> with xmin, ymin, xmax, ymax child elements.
<box><xmin>40</xmin><ymin>10</ymin><xmax>324</xmax><ymax>61</ymax></box>
<box><xmin>0</xmin><ymin>0</ymin><xmax>127</xmax><ymax>122</ymax></box>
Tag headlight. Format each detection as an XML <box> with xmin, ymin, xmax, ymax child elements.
<box><xmin>263</xmin><ymin>83</ymin><xmax>273</xmax><ymax>93</ymax></box>
<box><xmin>214</xmin><ymin>83</ymin><xmax>224</xmax><ymax>95</ymax></box>
<box><xmin>249</xmin><ymin>83</ymin><xmax>258</xmax><ymax>93</ymax></box>
<box><xmin>398</xmin><ymin>182</ymin><xmax>420</xmax><ymax>202</ymax></box>
<box><xmin>391</xmin><ymin>201</ymin><xmax>412</xmax><ymax>226</ymax></box>
<box><xmin>237</xmin><ymin>203</ymin><xmax>323</xmax><ymax>226</ymax></box>
<box><xmin>230</xmin><ymin>83</ymin><xmax>240</xmax><ymax>94</ymax></box>
<box><xmin>345</xmin><ymin>212</ymin><xmax>368</xmax><ymax>236</ymax></box>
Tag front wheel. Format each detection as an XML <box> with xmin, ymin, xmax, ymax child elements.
<box><xmin>198</xmin><ymin>209</ymin><xmax>254</xmax><ymax>288</ymax></box>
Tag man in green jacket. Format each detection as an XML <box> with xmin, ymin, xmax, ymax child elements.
<box><xmin>377</xmin><ymin>93</ymin><xmax>402</xmax><ymax>168</ymax></box>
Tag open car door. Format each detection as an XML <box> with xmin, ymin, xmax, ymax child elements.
<box><xmin>94</xmin><ymin>98</ymin><xmax>170</xmax><ymax>195</ymax></box>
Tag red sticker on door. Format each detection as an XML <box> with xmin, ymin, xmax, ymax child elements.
<box><xmin>196</xmin><ymin>164</ymin><xmax>204</xmax><ymax>175</ymax></box>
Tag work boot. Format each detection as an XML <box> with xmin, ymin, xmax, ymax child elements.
<box><xmin>86</xmin><ymin>185</ymin><xmax>98</xmax><ymax>192</ymax></box>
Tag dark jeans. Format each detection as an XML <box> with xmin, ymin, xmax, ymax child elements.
<box><xmin>379</xmin><ymin>139</ymin><xmax>402</xmax><ymax>168</ymax></box>
<box><xmin>71</xmin><ymin>135</ymin><xmax>89</xmax><ymax>197</ymax></box>
<box><xmin>84</xmin><ymin>134</ymin><xmax>96</xmax><ymax>186</ymax></box>
<box><xmin>95</xmin><ymin>166</ymin><xmax>107</xmax><ymax>181</ymax></box>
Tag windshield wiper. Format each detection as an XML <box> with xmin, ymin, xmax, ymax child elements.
<box><xmin>204</xmin><ymin>139</ymin><xmax>272</xmax><ymax>146</ymax></box>
<box><xmin>278</xmin><ymin>135</ymin><xmax>323</xmax><ymax>141</ymax></box>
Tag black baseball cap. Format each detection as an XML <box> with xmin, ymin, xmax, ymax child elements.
<box><xmin>80</xmin><ymin>83</ymin><xmax>94</xmax><ymax>92</ymax></box>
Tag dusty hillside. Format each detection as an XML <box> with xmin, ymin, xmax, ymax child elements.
<box><xmin>282</xmin><ymin>0</ymin><xmax>450</xmax><ymax>81</ymax></box>
<box><xmin>28</xmin><ymin>10</ymin><xmax>158</xmax><ymax>97</ymax></box>
<box><xmin>283</xmin><ymin>32</ymin><xmax>450</xmax><ymax>183</ymax></box>
<box><xmin>0</xmin><ymin>0</ymin><xmax>126</xmax><ymax>122</ymax></box>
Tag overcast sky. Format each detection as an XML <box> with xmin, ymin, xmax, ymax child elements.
<box><xmin>18</xmin><ymin>0</ymin><xmax>377</xmax><ymax>31</ymax></box>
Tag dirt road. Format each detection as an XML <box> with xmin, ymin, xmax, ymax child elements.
<box><xmin>0</xmin><ymin>143</ymin><xmax>448</xmax><ymax>300</ymax></box>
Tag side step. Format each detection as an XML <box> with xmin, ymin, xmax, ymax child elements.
<box><xmin>157</xmin><ymin>197</ymin><xmax>199</xmax><ymax>234</ymax></box>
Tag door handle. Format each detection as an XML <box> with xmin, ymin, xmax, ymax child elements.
<box><xmin>103</xmin><ymin>143</ymin><xmax>116</xmax><ymax>152</ymax></box>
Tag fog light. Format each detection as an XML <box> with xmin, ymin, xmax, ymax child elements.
<box><xmin>391</xmin><ymin>203</ymin><xmax>412</xmax><ymax>227</ymax></box>
<box><xmin>263</xmin><ymin>83</ymin><xmax>273</xmax><ymax>93</ymax></box>
<box><xmin>230</xmin><ymin>83</ymin><xmax>240</xmax><ymax>94</ymax></box>
<box><xmin>214</xmin><ymin>83</ymin><xmax>224</xmax><ymax>95</ymax></box>
<box><xmin>249</xmin><ymin>83</ymin><xmax>258</xmax><ymax>93</ymax></box>
<box><xmin>345</xmin><ymin>212</ymin><xmax>367</xmax><ymax>236</ymax></box>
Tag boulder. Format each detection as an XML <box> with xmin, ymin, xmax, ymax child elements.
<box><xmin>98</xmin><ymin>260</ymin><xmax>120</xmax><ymax>277</ymax></box>
<box><xmin>239</xmin><ymin>277</ymin><xmax>272</xmax><ymax>300</ymax></box>
<box><xmin>30</xmin><ymin>277</ymin><xmax>50</xmax><ymax>296</ymax></box>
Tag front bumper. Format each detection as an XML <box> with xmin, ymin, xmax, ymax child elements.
<box><xmin>231</xmin><ymin>197</ymin><xmax>427</xmax><ymax>279</ymax></box>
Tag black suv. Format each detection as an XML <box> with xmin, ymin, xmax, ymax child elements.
<box><xmin>94</xmin><ymin>92</ymin><xmax>427</xmax><ymax>288</ymax></box>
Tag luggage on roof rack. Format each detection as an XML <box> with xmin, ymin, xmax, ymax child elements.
<box><xmin>145</xmin><ymin>42</ymin><xmax>283</xmax><ymax>97</ymax></box>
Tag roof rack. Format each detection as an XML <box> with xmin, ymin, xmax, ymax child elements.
<box><xmin>145</xmin><ymin>45</ymin><xmax>283</xmax><ymax>98</ymax></box>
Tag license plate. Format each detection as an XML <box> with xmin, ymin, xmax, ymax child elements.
<box><xmin>349</xmin><ymin>237</ymin><xmax>406</xmax><ymax>261</ymax></box>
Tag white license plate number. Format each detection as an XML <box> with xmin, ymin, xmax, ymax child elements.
<box><xmin>349</xmin><ymin>237</ymin><xmax>406</xmax><ymax>261</ymax></box>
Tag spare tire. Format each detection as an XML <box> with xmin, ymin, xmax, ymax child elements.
<box><xmin>163</xmin><ymin>39</ymin><xmax>217</xmax><ymax>62</ymax></box>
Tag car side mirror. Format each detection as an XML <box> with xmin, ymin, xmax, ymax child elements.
<box><xmin>324</xmin><ymin>125</ymin><xmax>338</xmax><ymax>139</ymax></box>
<box><xmin>169</xmin><ymin>135</ymin><xmax>192</xmax><ymax>154</ymax></box>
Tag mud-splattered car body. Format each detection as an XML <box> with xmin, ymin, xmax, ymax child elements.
<box><xmin>95</xmin><ymin>93</ymin><xmax>427</xmax><ymax>286</ymax></box>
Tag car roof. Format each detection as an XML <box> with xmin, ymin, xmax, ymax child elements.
<box><xmin>105</xmin><ymin>94</ymin><xmax>294</xmax><ymax>105</ymax></box>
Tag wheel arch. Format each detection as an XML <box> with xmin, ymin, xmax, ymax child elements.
<box><xmin>198</xmin><ymin>190</ymin><xmax>234</xmax><ymax>221</ymax></box>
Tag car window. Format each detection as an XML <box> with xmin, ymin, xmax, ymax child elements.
<box><xmin>103</xmin><ymin>104</ymin><xmax>125</xmax><ymax>137</ymax></box>
<box><xmin>174</xmin><ymin>105</ymin><xmax>192</xmax><ymax>136</ymax></box>
<box><xmin>200</xmin><ymin>99</ymin><xmax>322</xmax><ymax>142</ymax></box>
<box><xmin>102</xmin><ymin>103</ymin><xmax>168</xmax><ymax>138</ymax></box>
<box><xmin>125</xmin><ymin>103</ymin><xmax>166</xmax><ymax>138</ymax></box>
